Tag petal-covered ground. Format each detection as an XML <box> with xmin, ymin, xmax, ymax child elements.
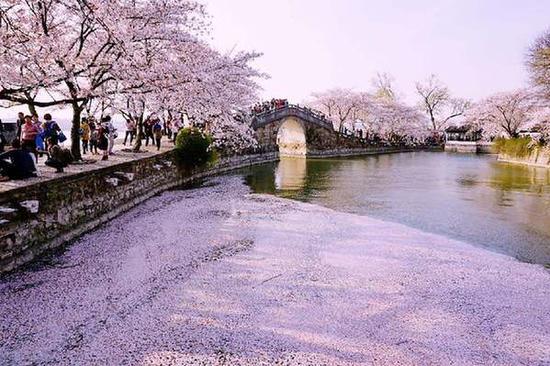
<box><xmin>1</xmin><ymin>176</ymin><xmax>549</xmax><ymax>365</ymax></box>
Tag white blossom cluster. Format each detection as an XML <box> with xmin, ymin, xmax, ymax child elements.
<box><xmin>308</xmin><ymin>88</ymin><xmax>430</xmax><ymax>144</ymax></box>
<box><xmin>0</xmin><ymin>0</ymin><xmax>264</xmax><ymax>155</ymax></box>
<box><xmin>464</xmin><ymin>89</ymin><xmax>550</xmax><ymax>140</ymax></box>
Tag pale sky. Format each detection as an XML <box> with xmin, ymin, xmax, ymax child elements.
<box><xmin>204</xmin><ymin>0</ymin><xmax>550</xmax><ymax>104</ymax></box>
<box><xmin>1</xmin><ymin>0</ymin><xmax>548</xmax><ymax>121</ymax></box>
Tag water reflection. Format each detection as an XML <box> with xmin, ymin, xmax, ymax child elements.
<box><xmin>488</xmin><ymin>161</ymin><xmax>550</xmax><ymax>194</ymax></box>
<box><xmin>275</xmin><ymin>158</ymin><xmax>307</xmax><ymax>190</ymax></box>
<box><xmin>237</xmin><ymin>153</ymin><xmax>550</xmax><ymax>265</ymax></box>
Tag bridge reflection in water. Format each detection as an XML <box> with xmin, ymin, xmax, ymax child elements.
<box><xmin>275</xmin><ymin>158</ymin><xmax>307</xmax><ymax>190</ymax></box>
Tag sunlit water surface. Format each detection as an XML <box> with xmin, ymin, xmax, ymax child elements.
<box><xmin>234</xmin><ymin>152</ymin><xmax>550</xmax><ymax>265</ymax></box>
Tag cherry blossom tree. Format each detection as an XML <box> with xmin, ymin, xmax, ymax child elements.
<box><xmin>371</xmin><ymin>72</ymin><xmax>398</xmax><ymax>101</ymax></box>
<box><xmin>529</xmin><ymin>110</ymin><xmax>550</xmax><ymax>143</ymax></box>
<box><xmin>206</xmin><ymin>112</ymin><xmax>258</xmax><ymax>155</ymax></box>
<box><xmin>309</xmin><ymin>89</ymin><xmax>369</xmax><ymax>134</ymax></box>
<box><xmin>0</xmin><ymin>0</ymin><xmax>133</xmax><ymax>159</ymax></box>
<box><xmin>108</xmin><ymin>36</ymin><xmax>263</xmax><ymax>152</ymax></box>
<box><xmin>308</xmin><ymin>87</ymin><xmax>429</xmax><ymax>144</ymax></box>
<box><xmin>527</xmin><ymin>29</ymin><xmax>550</xmax><ymax>99</ymax></box>
<box><xmin>1</xmin><ymin>0</ymin><xmax>263</xmax><ymax>157</ymax></box>
<box><xmin>465</xmin><ymin>89</ymin><xmax>537</xmax><ymax>139</ymax></box>
<box><xmin>415</xmin><ymin>75</ymin><xmax>470</xmax><ymax>132</ymax></box>
<box><xmin>362</xmin><ymin>99</ymin><xmax>428</xmax><ymax>144</ymax></box>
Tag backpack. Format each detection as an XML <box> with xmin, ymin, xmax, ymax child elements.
<box><xmin>44</xmin><ymin>121</ymin><xmax>58</xmax><ymax>138</ymax></box>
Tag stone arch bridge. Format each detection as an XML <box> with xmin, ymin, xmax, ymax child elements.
<box><xmin>252</xmin><ymin>104</ymin><xmax>365</xmax><ymax>157</ymax></box>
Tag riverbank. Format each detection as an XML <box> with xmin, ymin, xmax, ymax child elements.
<box><xmin>0</xmin><ymin>145</ymin><xmax>278</xmax><ymax>274</ymax></box>
<box><xmin>0</xmin><ymin>144</ymin><xmax>420</xmax><ymax>274</ymax></box>
<box><xmin>306</xmin><ymin>146</ymin><xmax>438</xmax><ymax>158</ymax></box>
<box><xmin>1</xmin><ymin>176</ymin><xmax>548</xmax><ymax>365</ymax></box>
<box><xmin>498</xmin><ymin>146</ymin><xmax>550</xmax><ymax>168</ymax></box>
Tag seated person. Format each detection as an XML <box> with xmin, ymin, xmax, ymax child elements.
<box><xmin>0</xmin><ymin>140</ymin><xmax>38</xmax><ymax>180</ymax></box>
<box><xmin>45</xmin><ymin>138</ymin><xmax>73</xmax><ymax>173</ymax></box>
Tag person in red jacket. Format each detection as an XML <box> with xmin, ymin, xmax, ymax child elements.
<box><xmin>20</xmin><ymin>115</ymin><xmax>39</xmax><ymax>163</ymax></box>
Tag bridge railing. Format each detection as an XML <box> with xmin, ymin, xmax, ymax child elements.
<box><xmin>251</xmin><ymin>104</ymin><xmax>334</xmax><ymax>130</ymax></box>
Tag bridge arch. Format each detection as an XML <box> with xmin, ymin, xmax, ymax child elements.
<box><xmin>276</xmin><ymin>117</ymin><xmax>307</xmax><ymax>157</ymax></box>
<box><xmin>252</xmin><ymin>104</ymin><xmax>363</xmax><ymax>156</ymax></box>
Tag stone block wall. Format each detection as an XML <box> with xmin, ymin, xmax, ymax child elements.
<box><xmin>0</xmin><ymin>152</ymin><xmax>278</xmax><ymax>274</ymax></box>
<box><xmin>498</xmin><ymin>147</ymin><xmax>550</xmax><ymax>168</ymax></box>
<box><xmin>306</xmin><ymin>146</ymin><xmax>416</xmax><ymax>158</ymax></box>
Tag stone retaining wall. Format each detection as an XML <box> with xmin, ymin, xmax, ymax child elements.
<box><xmin>498</xmin><ymin>147</ymin><xmax>550</xmax><ymax>168</ymax></box>
<box><xmin>0</xmin><ymin>152</ymin><xmax>278</xmax><ymax>274</ymax></box>
<box><xmin>306</xmin><ymin>146</ymin><xmax>438</xmax><ymax>158</ymax></box>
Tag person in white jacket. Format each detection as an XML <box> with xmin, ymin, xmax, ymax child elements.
<box><xmin>101</xmin><ymin>115</ymin><xmax>117</xmax><ymax>155</ymax></box>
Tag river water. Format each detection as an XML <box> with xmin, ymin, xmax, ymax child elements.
<box><xmin>236</xmin><ymin>152</ymin><xmax>550</xmax><ymax>265</ymax></box>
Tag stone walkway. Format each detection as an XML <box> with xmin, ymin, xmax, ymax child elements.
<box><xmin>0</xmin><ymin>140</ymin><xmax>174</xmax><ymax>193</ymax></box>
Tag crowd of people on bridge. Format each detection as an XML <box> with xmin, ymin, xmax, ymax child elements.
<box><xmin>252</xmin><ymin>99</ymin><xmax>289</xmax><ymax>114</ymax></box>
<box><xmin>250</xmin><ymin>100</ymin><xmax>332</xmax><ymax>125</ymax></box>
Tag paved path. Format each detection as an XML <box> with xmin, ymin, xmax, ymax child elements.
<box><xmin>0</xmin><ymin>140</ymin><xmax>174</xmax><ymax>193</ymax></box>
<box><xmin>1</xmin><ymin>177</ymin><xmax>549</xmax><ymax>365</ymax></box>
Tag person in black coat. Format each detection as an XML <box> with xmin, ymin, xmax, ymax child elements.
<box><xmin>0</xmin><ymin>140</ymin><xmax>38</xmax><ymax>180</ymax></box>
<box><xmin>0</xmin><ymin>119</ymin><xmax>6</xmax><ymax>153</ymax></box>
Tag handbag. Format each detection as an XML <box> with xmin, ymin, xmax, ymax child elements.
<box><xmin>58</xmin><ymin>131</ymin><xmax>67</xmax><ymax>143</ymax></box>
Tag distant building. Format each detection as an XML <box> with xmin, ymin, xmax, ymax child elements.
<box><xmin>445</xmin><ymin>125</ymin><xmax>482</xmax><ymax>142</ymax></box>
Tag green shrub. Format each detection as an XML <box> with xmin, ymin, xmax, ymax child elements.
<box><xmin>174</xmin><ymin>127</ymin><xmax>217</xmax><ymax>168</ymax></box>
<box><xmin>493</xmin><ymin>137</ymin><xmax>536</xmax><ymax>158</ymax></box>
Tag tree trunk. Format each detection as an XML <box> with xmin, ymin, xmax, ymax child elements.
<box><xmin>28</xmin><ymin>103</ymin><xmax>37</xmax><ymax>117</ymax></box>
<box><xmin>23</xmin><ymin>92</ymin><xmax>38</xmax><ymax>116</ymax></box>
<box><xmin>71</xmin><ymin>104</ymin><xmax>82</xmax><ymax>161</ymax></box>
<box><xmin>133</xmin><ymin>117</ymin><xmax>144</xmax><ymax>152</ymax></box>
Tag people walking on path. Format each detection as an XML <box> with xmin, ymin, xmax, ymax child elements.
<box><xmin>0</xmin><ymin>119</ymin><xmax>7</xmax><ymax>153</ymax></box>
<box><xmin>89</xmin><ymin>128</ymin><xmax>99</xmax><ymax>155</ymax></box>
<box><xmin>144</xmin><ymin>117</ymin><xmax>155</xmax><ymax>147</ymax></box>
<box><xmin>163</xmin><ymin>118</ymin><xmax>173</xmax><ymax>140</ymax></box>
<box><xmin>16</xmin><ymin>112</ymin><xmax>24</xmax><ymax>141</ymax></box>
<box><xmin>102</xmin><ymin>116</ymin><xmax>117</xmax><ymax>155</ymax></box>
<box><xmin>0</xmin><ymin>139</ymin><xmax>38</xmax><ymax>180</ymax></box>
<box><xmin>32</xmin><ymin>114</ymin><xmax>45</xmax><ymax>152</ymax></box>
<box><xmin>80</xmin><ymin>118</ymin><xmax>90</xmax><ymax>155</ymax></box>
<box><xmin>97</xmin><ymin>120</ymin><xmax>110</xmax><ymax>161</ymax></box>
<box><xmin>153</xmin><ymin>119</ymin><xmax>163</xmax><ymax>151</ymax></box>
<box><xmin>21</xmin><ymin>115</ymin><xmax>39</xmax><ymax>163</ymax></box>
<box><xmin>123</xmin><ymin>119</ymin><xmax>136</xmax><ymax>146</ymax></box>
<box><xmin>172</xmin><ymin>118</ymin><xmax>183</xmax><ymax>143</ymax></box>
